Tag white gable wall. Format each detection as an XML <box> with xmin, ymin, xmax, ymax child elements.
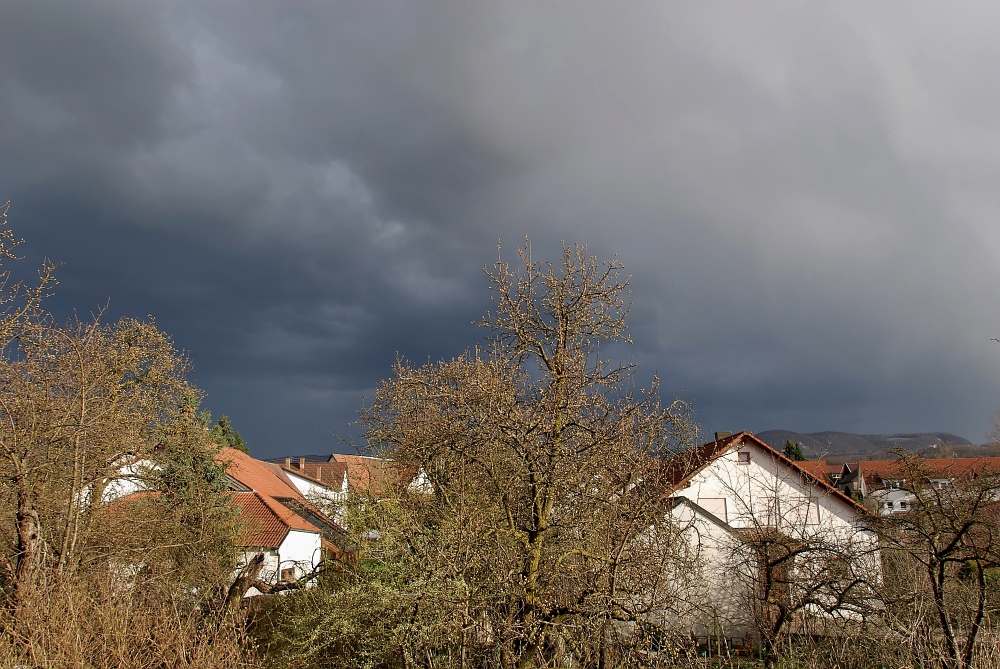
<box><xmin>284</xmin><ymin>469</ymin><xmax>348</xmax><ymax>501</ymax></box>
<box><xmin>673</xmin><ymin>440</ymin><xmax>861</xmax><ymax>541</ymax></box>
<box><xmin>407</xmin><ymin>467</ymin><xmax>433</xmax><ymax>494</ymax></box>
<box><xmin>668</xmin><ymin>438</ymin><xmax>879</xmax><ymax>637</ymax></box>
<box><xmin>279</xmin><ymin>529</ymin><xmax>323</xmax><ymax>580</ymax></box>
<box><xmin>282</xmin><ymin>470</ymin><xmax>349</xmax><ymax>526</ymax></box>
<box><xmin>94</xmin><ymin>458</ymin><xmax>157</xmax><ymax>504</ymax></box>
<box><xmin>240</xmin><ymin>529</ymin><xmax>323</xmax><ymax>597</ymax></box>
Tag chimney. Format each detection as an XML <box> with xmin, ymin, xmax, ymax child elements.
<box><xmin>299</xmin><ymin>457</ymin><xmax>306</xmax><ymax>470</ymax></box>
<box><xmin>316</xmin><ymin>465</ymin><xmax>322</xmax><ymax>482</ymax></box>
<box><xmin>284</xmin><ymin>457</ymin><xmax>290</xmax><ymax>468</ymax></box>
<box><xmin>715</xmin><ymin>431</ymin><xmax>732</xmax><ymax>442</ymax></box>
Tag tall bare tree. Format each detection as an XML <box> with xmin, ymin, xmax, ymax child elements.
<box><xmin>342</xmin><ymin>240</ymin><xmax>698</xmax><ymax>668</ymax></box>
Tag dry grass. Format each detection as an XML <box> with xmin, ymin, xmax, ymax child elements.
<box><xmin>0</xmin><ymin>575</ymin><xmax>258</xmax><ymax>669</ymax></box>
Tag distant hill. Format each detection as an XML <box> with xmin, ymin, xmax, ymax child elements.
<box><xmin>755</xmin><ymin>430</ymin><xmax>980</xmax><ymax>462</ymax></box>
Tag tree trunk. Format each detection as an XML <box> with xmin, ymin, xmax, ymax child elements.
<box><xmin>597</xmin><ymin>618</ymin><xmax>613</xmax><ymax>669</ymax></box>
<box><xmin>219</xmin><ymin>553</ymin><xmax>265</xmax><ymax>613</ymax></box>
<box><xmin>13</xmin><ymin>488</ymin><xmax>42</xmax><ymax>611</ymax></box>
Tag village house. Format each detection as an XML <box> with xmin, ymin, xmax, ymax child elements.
<box><xmin>100</xmin><ymin>448</ymin><xmax>354</xmax><ymax>597</ymax></box>
<box><xmin>662</xmin><ymin>432</ymin><xmax>879</xmax><ymax>649</ymax></box>
<box><xmin>276</xmin><ymin>453</ymin><xmax>429</xmax><ymax>496</ymax></box>
<box><xmin>273</xmin><ymin>452</ymin><xmax>432</xmax><ymax>528</ymax></box>
<box><xmin>805</xmin><ymin>456</ymin><xmax>1000</xmax><ymax>516</ymax></box>
<box><xmin>218</xmin><ymin>448</ymin><xmax>354</xmax><ymax>594</ymax></box>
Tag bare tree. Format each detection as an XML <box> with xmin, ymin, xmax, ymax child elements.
<box><xmin>271</xmin><ymin>240</ymin><xmax>699</xmax><ymax>669</ymax></box>
<box><xmin>871</xmin><ymin>453</ymin><xmax>1000</xmax><ymax>669</ymax></box>
<box><xmin>0</xmin><ymin>208</ymin><xmax>250</xmax><ymax>668</ymax></box>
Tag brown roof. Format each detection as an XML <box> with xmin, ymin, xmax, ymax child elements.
<box><xmin>219</xmin><ymin>448</ymin><xmax>303</xmax><ymax>499</ymax></box>
<box><xmin>279</xmin><ymin>459</ymin><xmax>349</xmax><ymax>488</ymax></box>
<box><xmin>662</xmin><ymin>434</ymin><xmax>741</xmax><ymax>490</ymax></box>
<box><xmin>665</xmin><ymin>432</ymin><xmax>868</xmax><ymax>515</ymax></box>
<box><xmin>232</xmin><ymin>492</ymin><xmax>296</xmax><ymax>547</ymax></box>
<box><xmin>327</xmin><ymin>454</ymin><xmax>418</xmax><ymax>496</ymax></box>
<box><xmin>798</xmin><ymin>459</ymin><xmax>832</xmax><ymax>482</ymax></box>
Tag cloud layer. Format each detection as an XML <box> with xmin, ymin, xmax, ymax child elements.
<box><xmin>3</xmin><ymin>1</ymin><xmax>1000</xmax><ymax>456</ymax></box>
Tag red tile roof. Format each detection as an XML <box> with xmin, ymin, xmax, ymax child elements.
<box><xmin>798</xmin><ymin>460</ymin><xmax>833</xmax><ymax>482</ymax></box>
<box><xmin>218</xmin><ymin>448</ymin><xmax>303</xmax><ymax>499</ymax></box>
<box><xmin>232</xmin><ymin>492</ymin><xmax>293</xmax><ymax>547</ymax></box>
<box><xmin>859</xmin><ymin>457</ymin><xmax>1000</xmax><ymax>488</ymax></box>
<box><xmin>217</xmin><ymin>448</ymin><xmax>351</xmax><ymax>552</ymax></box>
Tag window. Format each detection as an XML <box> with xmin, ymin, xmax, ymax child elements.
<box><xmin>281</xmin><ymin>567</ymin><xmax>296</xmax><ymax>582</ymax></box>
<box><xmin>698</xmin><ymin>498</ymin><xmax>728</xmax><ymax>523</ymax></box>
<box><xmin>899</xmin><ymin>501</ymin><xmax>908</xmax><ymax>510</ymax></box>
<box><xmin>737</xmin><ymin>451</ymin><xmax>751</xmax><ymax>465</ymax></box>
<box><xmin>790</xmin><ymin>497</ymin><xmax>820</xmax><ymax>525</ymax></box>
<box><xmin>885</xmin><ymin>501</ymin><xmax>894</xmax><ymax>510</ymax></box>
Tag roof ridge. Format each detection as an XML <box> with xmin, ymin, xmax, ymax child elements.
<box><xmin>663</xmin><ymin>431</ymin><xmax>868</xmax><ymax>515</ymax></box>
<box><xmin>736</xmin><ymin>432</ymin><xmax>870</xmax><ymax>515</ymax></box>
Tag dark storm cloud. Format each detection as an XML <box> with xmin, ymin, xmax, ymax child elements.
<box><xmin>2</xmin><ymin>1</ymin><xmax>1000</xmax><ymax>456</ymax></box>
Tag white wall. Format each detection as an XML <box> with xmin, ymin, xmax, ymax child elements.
<box><xmin>237</xmin><ymin>530</ymin><xmax>322</xmax><ymax>597</ymax></box>
<box><xmin>284</xmin><ymin>470</ymin><xmax>348</xmax><ymax>501</ymax></box>
<box><xmin>236</xmin><ymin>547</ymin><xmax>281</xmax><ymax>597</ymax></box>
<box><xmin>279</xmin><ymin>529</ymin><xmax>323</xmax><ymax>580</ymax></box>
<box><xmin>667</xmin><ymin>500</ymin><xmax>754</xmax><ymax>637</ymax></box>
<box><xmin>668</xmin><ymin>440</ymin><xmax>880</xmax><ymax>637</ymax></box>
<box><xmin>408</xmin><ymin>467</ymin><xmax>433</xmax><ymax>494</ymax></box>
<box><xmin>285</xmin><ymin>470</ymin><xmax>349</xmax><ymax>526</ymax></box>
<box><xmin>674</xmin><ymin>441</ymin><xmax>862</xmax><ymax>539</ymax></box>
<box><xmin>99</xmin><ymin>458</ymin><xmax>156</xmax><ymax>503</ymax></box>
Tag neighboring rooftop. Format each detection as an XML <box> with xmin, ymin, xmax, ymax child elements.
<box><xmin>218</xmin><ymin>447</ymin><xmax>352</xmax><ymax>554</ymax></box>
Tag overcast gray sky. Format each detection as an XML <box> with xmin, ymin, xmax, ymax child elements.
<box><xmin>3</xmin><ymin>1</ymin><xmax>1000</xmax><ymax>457</ymax></box>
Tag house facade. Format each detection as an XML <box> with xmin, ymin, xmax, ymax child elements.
<box><xmin>663</xmin><ymin>432</ymin><xmax>879</xmax><ymax>640</ymax></box>
<box><xmin>218</xmin><ymin>448</ymin><xmax>353</xmax><ymax>594</ymax></box>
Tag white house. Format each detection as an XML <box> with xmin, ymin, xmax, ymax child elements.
<box><xmin>662</xmin><ymin>432</ymin><xmax>879</xmax><ymax>643</ymax></box>
<box><xmin>274</xmin><ymin>454</ymin><xmax>432</xmax><ymax>528</ymax></box>
<box><xmin>230</xmin><ymin>491</ymin><xmax>324</xmax><ymax>593</ymax></box>
<box><xmin>219</xmin><ymin>448</ymin><xmax>353</xmax><ymax>594</ymax></box>
<box><xmin>276</xmin><ymin>457</ymin><xmax>350</xmax><ymax>501</ymax></box>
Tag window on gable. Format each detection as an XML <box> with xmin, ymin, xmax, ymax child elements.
<box><xmin>698</xmin><ymin>498</ymin><xmax>728</xmax><ymax>523</ymax></box>
<box><xmin>789</xmin><ymin>496</ymin><xmax>820</xmax><ymax>525</ymax></box>
<box><xmin>737</xmin><ymin>451</ymin><xmax>751</xmax><ymax>465</ymax></box>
